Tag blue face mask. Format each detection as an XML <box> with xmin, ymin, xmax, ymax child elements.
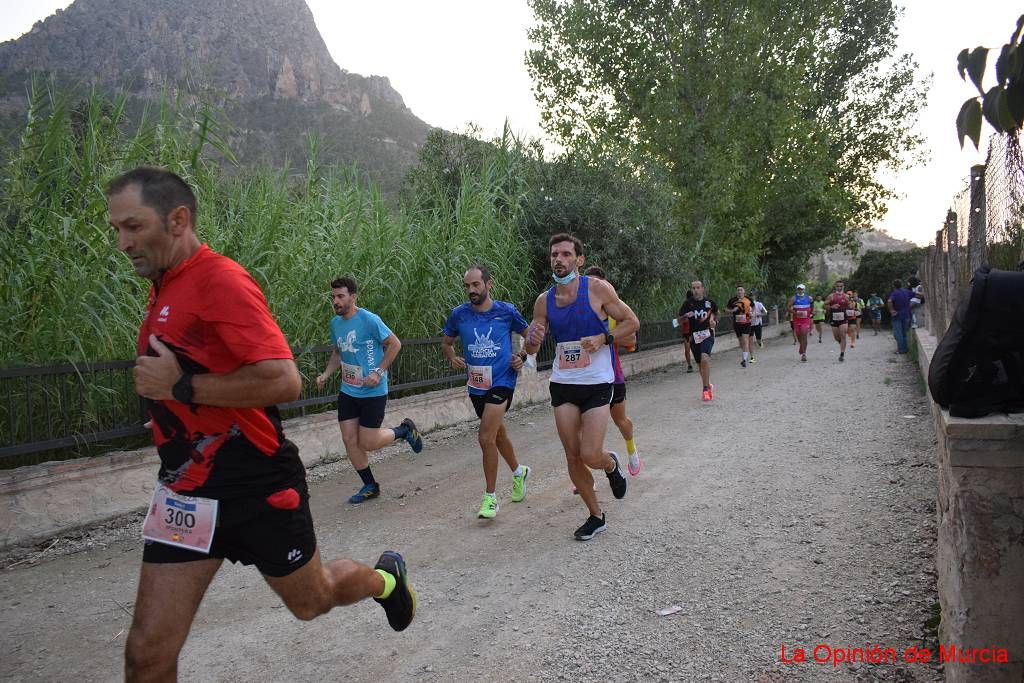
<box><xmin>552</xmin><ymin>270</ymin><xmax>578</xmax><ymax>286</ymax></box>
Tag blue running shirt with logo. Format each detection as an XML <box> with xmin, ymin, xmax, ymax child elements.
<box><xmin>330</xmin><ymin>309</ymin><xmax>393</xmax><ymax>398</ymax></box>
<box><xmin>443</xmin><ymin>301</ymin><xmax>529</xmax><ymax>395</ymax></box>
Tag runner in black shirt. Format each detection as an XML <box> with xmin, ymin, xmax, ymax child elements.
<box><xmin>680</xmin><ymin>279</ymin><xmax>718</xmax><ymax>402</ymax></box>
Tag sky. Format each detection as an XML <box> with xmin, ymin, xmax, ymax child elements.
<box><xmin>1</xmin><ymin>0</ymin><xmax>1020</xmax><ymax>246</ymax></box>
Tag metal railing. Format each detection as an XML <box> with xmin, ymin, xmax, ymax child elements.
<box><xmin>2</xmin><ymin>315</ymin><xmax>763</xmax><ymax>467</ymax></box>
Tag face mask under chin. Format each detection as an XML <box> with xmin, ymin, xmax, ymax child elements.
<box><xmin>552</xmin><ymin>270</ymin><xmax>578</xmax><ymax>286</ymax></box>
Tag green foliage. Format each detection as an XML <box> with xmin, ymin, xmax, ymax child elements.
<box><xmin>849</xmin><ymin>248</ymin><xmax>925</xmax><ymax>299</ymax></box>
<box><xmin>956</xmin><ymin>15</ymin><xmax>1024</xmax><ymax>148</ymax></box>
<box><xmin>526</xmin><ymin>0</ymin><xmax>925</xmax><ymax>297</ymax></box>
<box><xmin>0</xmin><ymin>85</ymin><xmax>532</xmax><ymax>366</ymax></box>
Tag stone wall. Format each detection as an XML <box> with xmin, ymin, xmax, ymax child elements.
<box><xmin>914</xmin><ymin>329</ymin><xmax>1024</xmax><ymax>682</ymax></box>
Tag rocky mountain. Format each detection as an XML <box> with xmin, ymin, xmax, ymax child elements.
<box><xmin>0</xmin><ymin>0</ymin><xmax>434</xmax><ymax>190</ymax></box>
<box><xmin>809</xmin><ymin>229</ymin><xmax>918</xmax><ymax>282</ymax></box>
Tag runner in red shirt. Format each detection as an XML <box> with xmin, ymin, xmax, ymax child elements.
<box><xmin>824</xmin><ymin>280</ymin><xmax>850</xmax><ymax>362</ymax></box>
<box><xmin>108</xmin><ymin>167</ymin><xmax>415</xmax><ymax>681</ymax></box>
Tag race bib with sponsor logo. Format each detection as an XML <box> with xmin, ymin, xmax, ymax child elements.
<box><xmin>832</xmin><ymin>312</ymin><xmax>846</xmax><ymax>322</ymax></box>
<box><xmin>556</xmin><ymin>341</ymin><xmax>592</xmax><ymax>370</ymax></box>
<box><xmin>142</xmin><ymin>484</ymin><xmax>218</xmax><ymax>553</ymax></box>
<box><xmin>692</xmin><ymin>329</ymin><xmax>712</xmax><ymax>344</ymax></box>
<box><xmin>341</xmin><ymin>362</ymin><xmax>364</xmax><ymax>387</ymax></box>
<box><xmin>467</xmin><ymin>365</ymin><xmax>493</xmax><ymax>390</ymax></box>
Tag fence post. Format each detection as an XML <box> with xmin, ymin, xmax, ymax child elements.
<box><xmin>968</xmin><ymin>164</ymin><xmax>987</xmax><ymax>274</ymax></box>
<box><xmin>946</xmin><ymin>211</ymin><xmax>959</xmax><ymax>328</ymax></box>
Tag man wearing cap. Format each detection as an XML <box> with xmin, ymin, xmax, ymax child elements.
<box><xmin>788</xmin><ymin>284</ymin><xmax>813</xmax><ymax>362</ymax></box>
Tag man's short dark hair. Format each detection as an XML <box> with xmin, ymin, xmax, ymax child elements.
<box><xmin>465</xmin><ymin>264</ymin><xmax>492</xmax><ymax>282</ymax></box>
<box><xmin>892</xmin><ymin>279</ymin><xmax>902</xmax><ymax>289</ymax></box>
<box><xmin>106</xmin><ymin>167</ymin><xmax>197</xmax><ymax>222</ymax></box>
<box><xmin>584</xmin><ymin>266</ymin><xmax>607</xmax><ymax>280</ymax></box>
<box><xmin>548</xmin><ymin>232</ymin><xmax>584</xmax><ymax>256</ymax></box>
<box><xmin>331</xmin><ymin>276</ymin><xmax>358</xmax><ymax>294</ymax></box>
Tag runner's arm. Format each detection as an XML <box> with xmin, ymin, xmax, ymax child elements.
<box><xmin>523</xmin><ymin>293</ymin><xmax>547</xmax><ymax>355</ymax></box>
<box><xmin>594</xmin><ymin>279</ymin><xmax>639</xmax><ymax>341</ymax></box>
<box><xmin>441</xmin><ymin>334</ymin><xmax>466</xmax><ymax>369</ymax></box>
<box><xmin>316</xmin><ymin>348</ymin><xmax>341</xmax><ymax>388</ymax></box>
<box><xmin>134</xmin><ymin>334</ymin><xmax>301</xmax><ymax>406</ymax></box>
<box><xmin>379</xmin><ymin>333</ymin><xmax>401</xmax><ymax>372</ymax></box>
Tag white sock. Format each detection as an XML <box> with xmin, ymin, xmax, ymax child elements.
<box><xmin>742</xmin><ymin>351</ymin><xmax>749</xmax><ymax>361</ymax></box>
<box><xmin>512</xmin><ymin>465</ymin><xmax>525</xmax><ymax>477</ymax></box>
<box><xmin>485</xmin><ymin>491</ymin><xmax>496</xmax><ymax>498</ymax></box>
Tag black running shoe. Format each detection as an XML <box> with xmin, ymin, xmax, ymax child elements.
<box><xmin>574</xmin><ymin>514</ymin><xmax>607</xmax><ymax>541</ymax></box>
<box><xmin>839</xmin><ymin>352</ymin><xmax>845</xmax><ymax>362</ymax></box>
<box><xmin>606</xmin><ymin>451</ymin><xmax>627</xmax><ymax>499</ymax></box>
<box><xmin>401</xmin><ymin>418</ymin><xmax>423</xmax><ymax>454</ymax></box>
<box><xmin>373</xmin><ymin>551</ymin><xmax>416</xmax><ymax>631</ymax></box>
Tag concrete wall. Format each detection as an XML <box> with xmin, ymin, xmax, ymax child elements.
<box><xmin>0</xmin><ymin>326</ymin><xmax>765</xmax><ymax>548</ymax></box>
<box><xmin>914</xmin><ymin>329</ymin><xmax>1024</xmax><ymax>682</ymax></box>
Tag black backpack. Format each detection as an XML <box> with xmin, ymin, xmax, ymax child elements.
<box><xmin>927</xmin><ymin>266</ymin><xmax>1024</xmax><ymax>418</ymax></box>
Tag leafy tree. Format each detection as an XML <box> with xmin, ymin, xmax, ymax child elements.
<box><xmin>849</xmin><ymin>247</ymin><xmax>925</xmax><ymax>301</ymax></box>
<box><xmin>526</xmin><ymin>0</ymin><xmax>924</xmax><ymax>295</ymax></box>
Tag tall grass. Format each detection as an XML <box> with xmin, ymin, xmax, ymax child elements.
<box><xmin>1</xmin><ymin>84</ymin><xmax>533</xmax><ymax>367</ymax></box>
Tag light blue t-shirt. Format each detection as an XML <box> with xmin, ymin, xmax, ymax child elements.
<box><xmin>329</xmin><ymin>309</ymin><xmax>393</xmax><ymax>398</ymax></box>
<box><xmin>443</xmin><ymin>300</ymin><xmax>529</xmax><ymax>395</ymax></box>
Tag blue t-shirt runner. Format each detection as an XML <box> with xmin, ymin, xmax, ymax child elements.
<box><xmin>443</xmin><ymin>300</ymin><xmax>529</xmax><ymax>395</ymax></box>
<box><xmin>330</xmin><ymin>309</ymin><xmax>393</xmax><ymax>398</ymax></box>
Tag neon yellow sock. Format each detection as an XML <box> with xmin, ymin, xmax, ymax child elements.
<box><xmin>625</xmin><ymin>437</ymin><xmax>636</xmax><ymax>455</ymax></box>
<box><xmin>375</xmin><ymin>568</ymin><xmax>396</xmax><ymax>599</ymax></box>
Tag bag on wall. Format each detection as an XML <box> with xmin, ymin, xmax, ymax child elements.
<box><xmin>928</xmin><ymin>266</ymin><xmax>1024</xmax><ymax>418</ymax></box>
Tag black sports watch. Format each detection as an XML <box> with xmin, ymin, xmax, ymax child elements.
<box><xmin>604</xmin><ymin>332</ymin><xmax>614</xmax><ymax>347</ymax></box>
<box><xmin>172</xmin><ymin>371</ymin><xmax>195</xmax><ymax>404</ymax></box>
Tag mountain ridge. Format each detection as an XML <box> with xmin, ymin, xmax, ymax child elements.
<box><xmin>0</xmin><ymin>0</ymin><xmax>434</xmax><ymax>189</ymax></box>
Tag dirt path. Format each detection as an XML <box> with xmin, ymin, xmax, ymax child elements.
<box><xmin>0</xmin><ymin>330</ymin><xmax>941</xmax><ymax>682</ymax></box>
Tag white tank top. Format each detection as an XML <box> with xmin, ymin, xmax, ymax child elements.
<box><xmin>550</xmin><ymin>343</ymin><xmax>614</xmax><ymax>385</ymax></box>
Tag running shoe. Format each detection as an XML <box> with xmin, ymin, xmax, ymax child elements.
<box><xmin>401</xmin><ymin>418</ymin><xmax>423</xmax><ymax>454</ymax></box>
<box><xmin>373</xmin><ymin>551</ymin><xmax>416</xmax><ymax>631</ymax></box>
<box><xmin>606</xmin><ymin>452</ymin><xmax>627</xmax><ymax>499</ymax></box>
<box><xmin>801</xmin><ymin>354</ymin><xmax>807</xmax><ymax>362</ymax></box>
<box><xmin>627</xmin><ymin>452</ymin><xmax>642</xmax><ymax>476</ymax></box>
<box><xmin>701</xmin><ymin>388</ymin><xmax>712</xmax><ymax>402</ymax></box>
<box><xmin>511</xmin><ymin>466</ymin><xmax>530</xmax><ymax>502</ymax></box>
<box><xmin>477</xmin><ymin>494</ymin><xmax>498</xmax><ymax>519</ymax></box>
<box><xmin>573</xmin><ymin>513</ymin><xmax>607</xmax><ymax>541</ymax></box>
<box><xmin>749</xmin><ymin>356</ymin><xmax>757</xmax><ymax>364</ymax></box>
<box><xmin>708</xmin><ymin>383</ymin><xmax>714</xmax><ymax>399</ymax></box>
<box><xmin>758</xmin><ymin>341</ymin><xmax>764</xmax><ymax>348</ymax></box>
<box><xmin>740</xmin><ymin>359</ymin><xmax>747</xmax><ymax>368</ymax></box>
<box><xmin>839</xmin><ymin>352</ymin><xmax>845</xmax><ymax>362</ymax></box>
<box><xmin>349</xmin><ymin>483</ymin><xmax>380</xmax><ymax>505</ymax></box>
<box><xmin>686</xmin><ymin>364</ymin><xmax>694</xmax><ymax>373</ymax></box>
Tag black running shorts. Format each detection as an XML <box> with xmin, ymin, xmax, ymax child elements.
<box><xmin>690</xmin><ymin>335</ymin><xmax>714</xmax><ymax>361</ymax></box>
<box><xmin>470</xmin><ymin>386</ymin><xmax>514</xmax><ymax>418</ymax></box>
<box><xmin>829</xmin><ymin>312</ymin><xmax>847</xmax><ymax>327</ymax></box>
<box><xmin>549</xmin><ymin>382</ymin><xmax>613</xmax><ymax>414</ymax></box>
<box><xmin>611</xmin><ymin>382</ymin><xmax>626</xmax><ymax>405</ymax></box>
<box><xmin>337</xmin><ymin>392</ymin><xmax>387</xmax><ymax>428</ymax></box>
<box><xmin>142</xmin><ymin>480</ymin><xmax>317</xmax><ymax>578</ymax></box>
<box><xmin>734</xmin><ymin>323</ymin><xmax>752</xmax><ymax>337</ymax></box>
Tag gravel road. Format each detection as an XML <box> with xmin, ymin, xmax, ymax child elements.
<box><xmin>0</xmin><ymin>330</ymin><xmax>941</xmax><ymax>682</ymax></box>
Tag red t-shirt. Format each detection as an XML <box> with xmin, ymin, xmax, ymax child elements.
<box><xmin>137</xmin><ymin>245</ymin><xmax>302</xmax><ymax>499</ymax></box>
<box><xmin>826</xmin><ymin>292</ymin><xmax>849</xmax><ymax>312</ymax></box>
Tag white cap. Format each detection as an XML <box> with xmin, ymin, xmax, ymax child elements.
<box><xmin>796</xmin><ymin>283</ymin><xmax>806</xmax><ymax>290</ymax></box>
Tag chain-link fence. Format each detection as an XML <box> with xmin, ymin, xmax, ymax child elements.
<box><xmin>921</xmin><ymin>133</ymin><xmax>1024</xmax><ymax>336</ymax></box>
